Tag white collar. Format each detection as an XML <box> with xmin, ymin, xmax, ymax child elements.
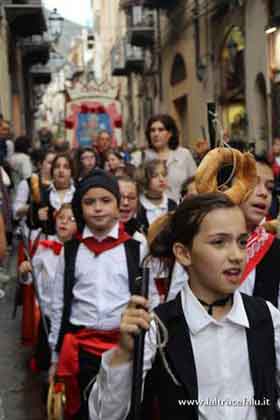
<box><xmin>140</xmin><ymin>193</ymin><xmax>168</xmax><ymax>211</ymax></box>
<box><xmin>181</xmin><ymin>281</ymin><xmax>250</xmax><ymax>335</ymax></box>
<box><xmin>49</xmin><ymin>180</ymin><xmax>75</xmax><ymax>193</ymax></box>
<box><xmin>82</xmin><ymin>221</ymin><xmax>119</xmax><ymax>242</ymax></box>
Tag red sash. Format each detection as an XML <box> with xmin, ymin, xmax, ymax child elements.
<box><xmin>240</xmin><ymin>226</ymin><xmax>275</xmax><ymax>283</ymax></box>
<box><xmin>57</xmin><ymin>328</ymin><xmax>120</xmax><ymax>417</ymax></box>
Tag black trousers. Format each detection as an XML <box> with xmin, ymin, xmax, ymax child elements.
<box><xmin>34</xmin><ymin>315</ymin><xmax>51</xmax><ymax>371</ymax></box>
<box><xmin>76</xmin><ymin>349</ymin><xmax>101</xmax><ymax>420</ymax></box>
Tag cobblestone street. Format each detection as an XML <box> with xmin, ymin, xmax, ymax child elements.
<box><xmin>0</xmin><ymin>255</ymin><xmax>45</xmax><ymax>420</ymax></box>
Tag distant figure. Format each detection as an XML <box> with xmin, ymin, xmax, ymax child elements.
<box><xmin>9</xmin><ymin>136</ymin><xmax>32</xmax><ymax>190</ymax></box>
<box><xmin>37</xmin><ymin>127</ymin><xmax>53</xmax><ymax>151</ymax></box>
<box><xmin>96</xmin><ymin>130</ymin><xmax>112</xmax><ymax>168</ymax></box>
<box><xmin>0</xmin><ymin>114</ymin><xmax>9</xmax><ymax>164</ymax></box>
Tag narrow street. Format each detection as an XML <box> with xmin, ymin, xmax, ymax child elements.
<box><xmin>0</xmin><ymin>255</ymin><xmax>45</xmax><ymax>420</ymax></box>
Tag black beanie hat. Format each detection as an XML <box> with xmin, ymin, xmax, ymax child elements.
<box><xmin>72</xmin><ymin>169</ymin><xmax>121</xmax><ymax>231</ymax></box>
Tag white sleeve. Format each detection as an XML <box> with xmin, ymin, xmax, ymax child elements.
<box><xmin>266</xmin><ymin>301</ymin><xmax>280</xmax><ymax>393</ymax></box>
<box><xmin>48</xmin><ymin>250</ymin><xmax>65</xmax><ymax>362</ymax></box>
<box><xmin>88</xmin><ymin>320</ymin><xmax>157</xmax><ymax>420</ymax></box>
<box><xmin>22</xmin><ymin>157</ymin><xmax>33</xmax><ymax>179</ymax></box>
<box><xmin>13</xmin><ymin>179</ymin><xmax>29</xmax><ymax>219</ymax></box>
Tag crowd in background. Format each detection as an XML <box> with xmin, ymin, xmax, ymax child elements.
<box><xmin>0</xmin><ymin>112</ymin><xmax>279</xmax><ymax>420</ymax></box>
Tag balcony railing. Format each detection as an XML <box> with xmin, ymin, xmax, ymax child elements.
<box><xmin>111</xmin><ymin>37</ymin><xmax>145</xmax><ymax>76</ymax></box>
<box><xmin>111</xmin><ymin>39</ymin><xmax>127</xmax><ymax>76</ymax></box>
<box><xmin>18</xmin><ymin>34</ymin><xmax>50</xmax><ymax>64</ymax></box>
<box><xmin>125</xmin><ymin>40</ymin><xmax>144</xmax><ymax>73</ymax></box>
<box><xmin>127</xmin><ymin>5</ymin><xmax>155</xmax><ymax>47</ymax></box>
<box><xmin>30</xmin><ymin>63</ymin><xmax>51</xmax><ymax>84</ymax></box>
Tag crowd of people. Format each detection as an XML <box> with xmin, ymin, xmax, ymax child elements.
<box><xmin>0</xmin><ymin>112</ymin><xmax>280</xmax><ymax>420</ymax></box>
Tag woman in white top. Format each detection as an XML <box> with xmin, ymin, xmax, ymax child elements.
<box><xmin>144</xmin><ymin>114</ymin><xmax>197</xmax><ymax>203</ymax></box>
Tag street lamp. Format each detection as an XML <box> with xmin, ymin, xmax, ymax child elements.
<box><xmin>48</xmin><ymin>8</ymin><xmax>64</xmax><ymax>43</ymax></box>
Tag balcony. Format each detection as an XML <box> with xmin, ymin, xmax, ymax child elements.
<box><xmin>125</xmin><ymin>40</ymin><xmax>144</xmax><ymax>73</ymax></box>
<box><xmin>111</xmin><ymin>38</ymin><xmax>144</xmax><ymax>76</ymax></box>
<box><xmin>111</xmin><ymin>40</ymin><xmax>127</xmax><ymax>76</ymax></box>
<box><xmin>127</xmin><ymin>5</ymin><xmax>155</xmax><ymax>47</ymax></box>
<box><xmin>18</xmin><ymin>34</ymin><xmax>50</xmax><ymax>65</ymax></box>
<box><xmin>4</xmin><ymin>0</ymin><xmax>46</xmax><ymax>36</ymax></box>
<box><xmin>30</xmin><ymin>63</ymin><xmax>51</xmax><ymax>84</ymax></box>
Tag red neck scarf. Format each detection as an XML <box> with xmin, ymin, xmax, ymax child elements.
<box><xmin>240</xmin><ymin>225</ymin><xmax>275</xmax><ymax>283</ymax></box>
<box><xmin>38</xmin><ymin>240</ymin><xmax>63</xmax><ymax>255</ymax></box>
<box><xmin>76</xmin><ymin>223</ymin><xmax>131</xmax><ymax>256</ymax></box>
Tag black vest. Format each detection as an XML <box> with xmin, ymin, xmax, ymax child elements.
<box><xmin>141</xmin><ymin>293</ymin><xmax>279</xmax><ymax>420</ymax></box>
<box><xmin>253</xmin><ymin>238</ymin><xmax>280</xmax><ymax>308</ymax></box>
<box><xmin>56</xmin><ymin>238</ymin><xmax>141</xmax><ymax>352</ymax></box>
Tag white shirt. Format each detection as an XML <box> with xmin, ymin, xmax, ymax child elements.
<box><xmin>145</xmin><ymin>147</ymin><xmax>197</xmax><ymax>203</ymax></box>
<box><xmin>32</xmin><ymin>237</ymin><xmax>62</xmax><ymax>318</ymax></box>
<box><xmin>88</xmin><ymin>282</ymin><xmax>280</xmax><ymax>420</ymax></box>
<box><xmin>140</xmin><ymin>193</ymin><xmax>169</xmax><ymax>226</ymax></box>
<box><xmin>48</xmin><ymin>182</ymin><xmax>75</xmax><ymax>210</ymax></box>
<box><xmin>13</xmin><ymin>179</ymin><xmax>29</xmax><ymax>219</ymax></box>
<box><xmin>9</xmin><ymin>152</ymin><xmax>32</xmax><ymax>181</ymax></box>
<box><xmin>239</xmin><ymin>269</ymin><xmax>280</xmax><ymax>309</ymax></box>
<box><xmin>49</xmin><ymin>222</ymin><xmax>149</xmax><ymax>361</ymax></box>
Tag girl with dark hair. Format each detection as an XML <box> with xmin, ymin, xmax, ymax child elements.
<box><xmin>89</xmin><ymin>192</ymin><xmax>280</xmax><ymax>420</ymax></box>
<box><xmin>31</xmin><ymin>153</ymin><xmax>75</xmax><ymax>235</ymax></box>
<box><xmin>144</xmin><ymin>114</ymin><xmax>197</xmax><ymax>202</ymax></box>
<box><xmin>75</xmin><ymin>147</ymin><xmax>99</xmax><ymax>182</ymax></box>
<box><xmin>136</xmin><ymin>159</ymin><xmax>177</xmax><ymax>233</ymax></box>
<box><xmin>105</xmin><ymin>150</ymin><xmax>124</xmax><ymax>176</ymax></box>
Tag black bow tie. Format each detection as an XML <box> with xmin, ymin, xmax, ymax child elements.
<box><xmin>198</xmin><ymin>294</ymin><xmax>233</xmax><ymax>315</ymax></box>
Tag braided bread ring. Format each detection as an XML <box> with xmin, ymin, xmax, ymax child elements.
<box><xmin>195</xmin><ymin>147</ymin><xmax>257</xmax><ymax>204</ymax></box>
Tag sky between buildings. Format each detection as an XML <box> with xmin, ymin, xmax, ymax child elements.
<box><xmin>43</xmin><ymin>0</ymin><xmax>93</xmax><ymax>27</ymax></box>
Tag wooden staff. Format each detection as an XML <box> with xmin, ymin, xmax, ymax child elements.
<box><xmin>130</xmin><ymin>262</ymin><xmax>150</xmax><ymax>420</ymax></box>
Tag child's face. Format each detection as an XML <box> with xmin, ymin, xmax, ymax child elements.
<box><xmin>80</xmin><ymin>151</ymin><xmax>96</xmax><ymax>173</ymax></box>
<box><xmin>107</xmin><ymin>154</ymin><xmax>121</xmax><ymax>171</ymax></box>
<box><xmin>56</xmin><ymin>208</ymin><xmax>77</xmax><ymax>242</ymax></box>
<box><xmin>119</xmin><ymin>180</ymin><xmax>138</xmax><ymax>223</ymax></box>
<box><xmin>53</xmin><ymin>157</ymin><xmax>72</xmax><ymax>188</ymax></box>
<box><xmin>175</xmin><ymin>207</ymin><xmax>247</xmax><ymax>302</ymax></box>
<box><xmin>81</xmin><ymin>187</ymin><xmax>120</xmax><ymax>234</ymax></box>
<box><xmin>240</xmin><ymin>162</ymin><xmax>274</xmax><ymax>231</ymax></box>
<box><xmin>149</xmin><ymin>165</ymin><xmax>168</xmax><ymax>194</ymax></box>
